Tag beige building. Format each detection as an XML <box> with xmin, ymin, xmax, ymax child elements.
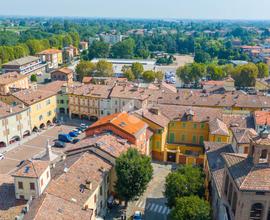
<box><xmin>51</xmin><ymin>67</ymin><xmax>73</xmax><ymax>84</ymax></box>
<box><xmin>205</xmin><ymin>129</ymin><xmax>270</xmax><ymax>220</ymax></box>
<box><xmin>12</xmin><ymin>160</ymin><xmax>51</xmax><ymax>200</ymax></box>
<box><xmin>0</xmin><ymin>72</ymin><xmax>29</xmax><ymax>95</ymax></box>
<box><xmin>0</xmin><ymin>101</ymin><xmax>31</xmax><ymax>148</ymax></box>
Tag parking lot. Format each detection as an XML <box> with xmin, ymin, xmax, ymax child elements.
<box><xmin>0</xmin><ymin>124</ymin><xmax>85</xmax><ymax>175</ymax></box>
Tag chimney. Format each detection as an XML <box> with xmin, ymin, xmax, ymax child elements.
<box><xmin>85</xmin><ymin>179</ymin><xmax>92</xmax><ymax>190</ymax></box>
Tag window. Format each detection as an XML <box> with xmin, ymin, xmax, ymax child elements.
<box><xmin>18</xmin><ymin>181</ymin><xmax>23</xmax><ymax>189</ymax></box>
<box><xmin>260</xmin><ymin>149</ymin><xmax>268</xmax><ymax>159</ymax></box>
<box><xmin>40</xmin><ymin>178</ymin><xmax>43</xmax><ymax>187</ymax></box>
<box><xmin>201</xmin><ymin>123</ymin><xmax>205</xmax><ymax>129</ymax></box>
<box><xmin>193</xmin><ymin>123</ymin><xmax>197</xmax><ymax>129</ymax></box>
<box><xmin>224</xmin><ymin>175</ymin><xmax>229</xmax><ymax>196</ymax></box>
<box><xmin>94</xmin><ymin>194</ymin><xmax>97</xmax><ymax>203</ymax></box>
<box><xmin>181</xmin><ymin>122</ymin><xmax>186</xmax><ymax>128</ymax></box>
<box><xmin>30</xmin><ymin>182</ymin><xmax>35</xmax><ymax>190</ymax></box>
<box><xmin>47</xmin><ymin>111</ymin><xmax>51</xmax><ymax>116</ymax></box>
<box><xmin>192</xmin><ymin>136</ymin><xmax>196</xmax><ymax>144</ymax></box>
<box><xmin>199</xmin><ymin>136</ymin><xmax>204</xmax><ymax>145</ymax></box>
<box><xmin>232</xmin><ymin>191</ymin><xmax>237</xmax><ymax>214</ymax></box>
<box><xmin>170</xmin><ymin>122</ymin><xmax>175</xmax><ymax>127</ymax></box>
<box><xmin>217</xmin><ymin>137</ymin><xmax>221</xmax><ymax>142</ymax></box>
<box><xmin>39</xmin><ymin>115</ymin><xmax>43</xmax><ymax>121</ymax></box>
<box><xmin>60</xmin><ymin>100</ymin><xmax>64</xmax><ymax>104</ymax></box>
<box><xmin>156</xmin><ymin>141</ymin><xmax>160</xmax><ymax>149</ymax></box>
<box><xmin>228</xmin><ymin>183</ymin><xmax>233</xmax><ymax>205</ymax></box>
<box><xmin>250</xmin><ymin>203</ymin><xmax>264</xmax><ymax>220</ymax></box>
<box><xmin>169</xmin><ymin>133</ymin><xmax>175</xmax><ymax>143</ymax></box>
<box><xmin>46</xmin><ymin>99</ymin><xmax>51</xmax><ymax>105</ymax></box>
<box><xmin>101</xmin><ymin>110</ymin><xmax>104</xmax><ymax>115</ymax></box>
<box><xmin>181</xmin><ymin>134</ymin><xmax>185</xmax><ymax>142</ymax></box>
<box><xmin>100</xmin><ymin>186</ymin><xmax>103</xmax><ymax>196</ymax></box>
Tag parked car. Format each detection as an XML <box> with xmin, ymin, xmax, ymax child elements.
<box><xmin>0</xmin><ymin>153</ymin><xmax>5</xmax><ymax>160</ymax></box>
<box><xmin>54</xmin><ymin>141</ymin><xmax>67</xmax><ymax>148</ymax></box>
<box><xmin>58</xmin><ymin>134</ymin><xmax>73</xmax><ymax>143</ymax></box>
<box><xmin>69</xmin><ymin>131</ymin><xmax>78</xmax><ymax>137</ymax></box>
<box><xmin>73</xmin><ymin>128</ymin><xmax>82</xmax><ymax>134</ymax></box>
<box><xmin>72</xmin><ymin>138</ymin><xmax>80</xmax><ymax>144</ymax></box>
<box><xmin>133</xmin><ymin>211</ymin><xmax>142</xmax><ymax>220</ymax></box>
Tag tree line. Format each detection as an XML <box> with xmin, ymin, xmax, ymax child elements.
<box><xmin>177</xmin><ymin>62</ymin><xmax>269</xmax><ymax>87</ymax></box>
<box><xmin>0</xmin><ymin>31</ymin><xmax>79</xmax><ymax>65</ymax></box>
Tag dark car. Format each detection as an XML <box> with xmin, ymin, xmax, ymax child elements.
<box><xmin>72</xmin><ymin>138</ymin><xmax>80</xmax><ymax>144</ymax></box>
<box><xmin>54</xmin><ymin>141</ymin><xmax>66</xmax><ymax>148</ymax></box>
<box><xmin>69</xmin><ymin>131</ymin><xmax>78</xmax><ymax>137</ymax></box>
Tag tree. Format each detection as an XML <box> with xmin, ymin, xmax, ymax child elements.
<box><xmin>169</xmin><ymin>196</ymin><xmax>211</xmax><ymax>220</ymax></box>
<box><xmin>88</xmin><ymin>40</ymin><xmax>110</xmax><ymax>60</ymax></box>
<box><xmin>142</xmin><ymin>70</ymin><xmax>156</xmax><ymax>83</ymax></box>
<box><xmin>115</xmin><ymin>148</ymin><xmax>153</xmax><ymax>206</ymax></box>
<box><xmin>75</xmin><ymin>61</ymin><xmax>96</xmax><ymax>81</ymax></box>
<box><xmin>165</xmin><ymin>165</ymin><xmax>205</xmax><ymax>208</ymax></box>
<box><xmin>95</xmin><ymin>60</ymin><xmax>113</xmax><ymax>77</ymax></box>
<box><xmin>155</xmin><ymin>71</ymin><xmax>164</xmax><ymax>83</ymax></box>
<box><xmin>131</xmin><ymin>62</ymin><xmax>144</xmax><ymax>79</ymax></box>
<box><xmin>111</xmin><ymin>38</ymin><xmax>135</xmax><ymax>59</ymax></box>
<box><xmin>232</xmin><ymin>63</ymin><xmax>258</xmax><ymax>87</ymax></box>
<box><xmin>194</xmin><ymin>50</ymin><xmax>211</xmax><ymax>63</ymax></box>
<box><xmin>30</xmin><ymin>74</ymin><xmax>37</xmax><ymax>82</ymax></box>
<box><xmin>123</xmin><ymin>68</ymin><xmax>135</xmax><ymax>81</ymax></box>
<box><xmin>206</xmin><ymin>64</ymin><xmax>225</xmax><ymax>80</ymax></box>
<box><xmin>256</xmin><ymin>62</ymin><xmax>269</xmax><ymax>78</ymax></box>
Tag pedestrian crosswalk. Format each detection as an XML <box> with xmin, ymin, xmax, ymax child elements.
<box><xmin>135</xmin><ymin>200</ymin><xmax>170</xmax><ymax>215</ymax></box>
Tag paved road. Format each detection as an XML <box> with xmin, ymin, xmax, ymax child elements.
<box><xmin>127</xmin><ymin>162</ymin><xmax>172</xmax><ymax>220</ymax></box>
<box><xmin>0</xmin><ymin>124</ymin><xmax>85</xmax><ymax>175</ymax></box>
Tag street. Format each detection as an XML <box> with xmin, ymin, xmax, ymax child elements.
<box><xmin>127</xmin><ymin>162</ymin><xmax>172</xmax><ymax>220</ymax></box>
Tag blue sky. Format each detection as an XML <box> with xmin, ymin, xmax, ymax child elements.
<box><xmin>1</xmin><ymin>0</ymin><xmax>270</xmax><ymax>20</ymax></box>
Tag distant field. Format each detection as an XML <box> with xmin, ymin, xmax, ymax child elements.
<box><xmin>0</xmin><ymin>26</ymin><xmax>32</xmax><ymax>32</ymax></box>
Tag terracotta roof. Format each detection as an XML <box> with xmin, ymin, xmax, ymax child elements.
<box><xmin>3</xmin><ymin>56</ymin><xmax>39</xmax><ymax>66</ymax></box>
<box><xmin>231</xmin><ymin>128</ymin><xmax>257</xmax><ymax>144</ymax></box>
<box><xmin>157</xmin><ymin>90</ymin><xmax>270</xmax><ymax>109</ymax></box>
<box><xmin>204</xmin><ymin>142</ymin><xmax>233</xmax><ymax>197</ymax></box>
<box><xmin>88</xmin><ymin>112</ymin><xmax>147</xmax><ymax>138</ymax></box>
<box><xmin>0</xmin><ymin>101</ymin><xmax>28</xmax><ymax>119</ymax></box>
<box><xmin>24</xmin><ymin>193</ymin><xmax>93</xmax><ymax>220</ymax></box>
<box><xmin>209</xmin><ymin>118</ymin><xmax>229</xmax><ymax>136</ymax></box>
<box><xmin>222</xmin><ymin>153</ymin><xmax>270</xmax><ymax>192</ymax></box>
<box><xmin>67</xmin><ymin>134</ymin><xmax>134</xmax><ymax>158</ymax></box>
<box><xmin>37</xmin><ymin>49</ymin><xmax>62</xmax><ymax>55</ymax></box>
<box><xmin>70</xmin><ymin>84</ymin><xmax>112</xmax><ymax>99</ymax></box>
<box><xmin>201</xmin><ymin>80</ymin><xmax>224</xmax><ymax>86</ymax></box>
<box><xmin>12</xmin><ymin>160</ymin><xmax>49</xmax><ymax>178</ymax></box>
<box><xmin>47</xmin><ymin>153</ymin><xmax>111</xmax><ymax>206</ymax></box>
<box><xmin>134</xmin><ymin>107</ymin><xmax>170</xmax><ymax>128</ymax></box>
<box><xmin>222</xmin><ymin>113</ymin><xmax>254</xmax><ymax>129</ymax></box>
<box><xmin>37</xmin><ymin>81</ymin><xmax>66</xmax><ymax>93</ymax></box>
<box><xmin>250</xmin><ymin>133</ymin><xmax>270</xmax><ymax>145</ymax></box>
<box><xmin>254</xmin><ymin>111</ymin><xmax>270</xmax><ymax>126</ymax></box>
<box><xmin>82</xmin><ymin>76</ymin><xmax>92</xmax><ymax>83</ymax></box>
<box><xmin>110</xmin><ymin>84</ymin><xmax>149</xmax><ymax>101</ymax></box>
<box><xmin>12</xmin><ymin>88</ymin><xmax>55</xmax><ymax>106</ymax></box>
<box><xmin>156</xmin><ymin>104</ymin><xmax>223</xmax><ymax>122</ymax></box>
<box><xmin>0</xmin><ymin>72</ymin><xmax>28</xmax><ymax>85</ymax></box>
<box><xmin>51</xmin><ymin>67</ymin><xmax>73</xmax><ymax>75</ymax></box>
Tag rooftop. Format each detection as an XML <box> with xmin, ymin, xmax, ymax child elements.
<box><xmin>87</xmin><ymin>112</ymin><xmax>147</xmax><ymax>138</ymax></box>
<box><xmin>209</xmin><ymin>118</ymin><xmax>230</xmax><ymax>136</ymax></box>
<box><xmin>3</xmin><ymin>56</ymin><xmax>39</xmax><ymax>66</ymax></box>
<box><xmin>51</xmin><ymin>67</ymin><xmax>73</xmax><ymax>75</ymax></box>
<box><xmin>254</xmin><ymin>111</ymin><xmax>270</xmax><ymax>126</ymax></box>
<box><xmin>12</xmin><ymin>160</ymin><xmax>49</xmax><ymax>178</ymax></box>
<box><xmin>37</xmin><ymin>49</ymin><xmax>62</xmax><ymax>55</ymax></box>
<box><xmin>0</xmin><ymin>72</ymin><xmax>28</xmax><ymax>85</ymax></box>
<box><xmin>0</xmin><ymin>101</ymin><xmax>28</xmax><ymax>119</ymax></box>
<box><xmin>223</xmin><ymin>153</ymin><xmax>270</xmax><ymax>192</ymax></box>
<box><xmin>71</xmin><ymin>84</ymin><xmax>113</xmax><ymax>99</ymax></box>
<box><xmin>231</xmin><ymin>128</ymin><xmax>257</xmax><ymax>144</ymax></box>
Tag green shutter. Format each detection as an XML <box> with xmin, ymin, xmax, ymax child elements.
<box><xmin>192</xmin><ymin>136</ymin><xmax>196</xmax><ymax>144</ymax></box>
<box><xmin>199</xmin><ymin>136</ymin><xmax>204</xmax><ymax>145</ymax></box>
<box><xmin>169</xmin><ymin>133</ymin><xmax>175</xmax><ymax>143</ymax></box>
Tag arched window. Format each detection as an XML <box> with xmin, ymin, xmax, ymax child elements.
<box><xmin>250</xmin><ymin>203</ymin><xmax>264</xmax><ymax>220</ymax></box>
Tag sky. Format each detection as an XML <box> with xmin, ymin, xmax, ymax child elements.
<box><xmin>1</xmin><ymin>0</ymin><xmax>270</xmax><ymax>20</ymax></box>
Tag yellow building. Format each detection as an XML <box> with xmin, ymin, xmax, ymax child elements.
<box><xmin>9</xmin><ymin>83</ymin><xmax>63</xmax><ymax>131</ymax></box>
<box><xmin>137</xmin><ymin>105</ymin><xmax>231</xmax><ymax>166</ymax></box>
<box><xmin>37</xmin><ymin>49</ymin><xmax>63</xmax><ymax>70</ymax></box>
<box><xmin>0</xmin><ymin>72</ymin><xmax>29</xmax><ymax>95</ymax></box>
